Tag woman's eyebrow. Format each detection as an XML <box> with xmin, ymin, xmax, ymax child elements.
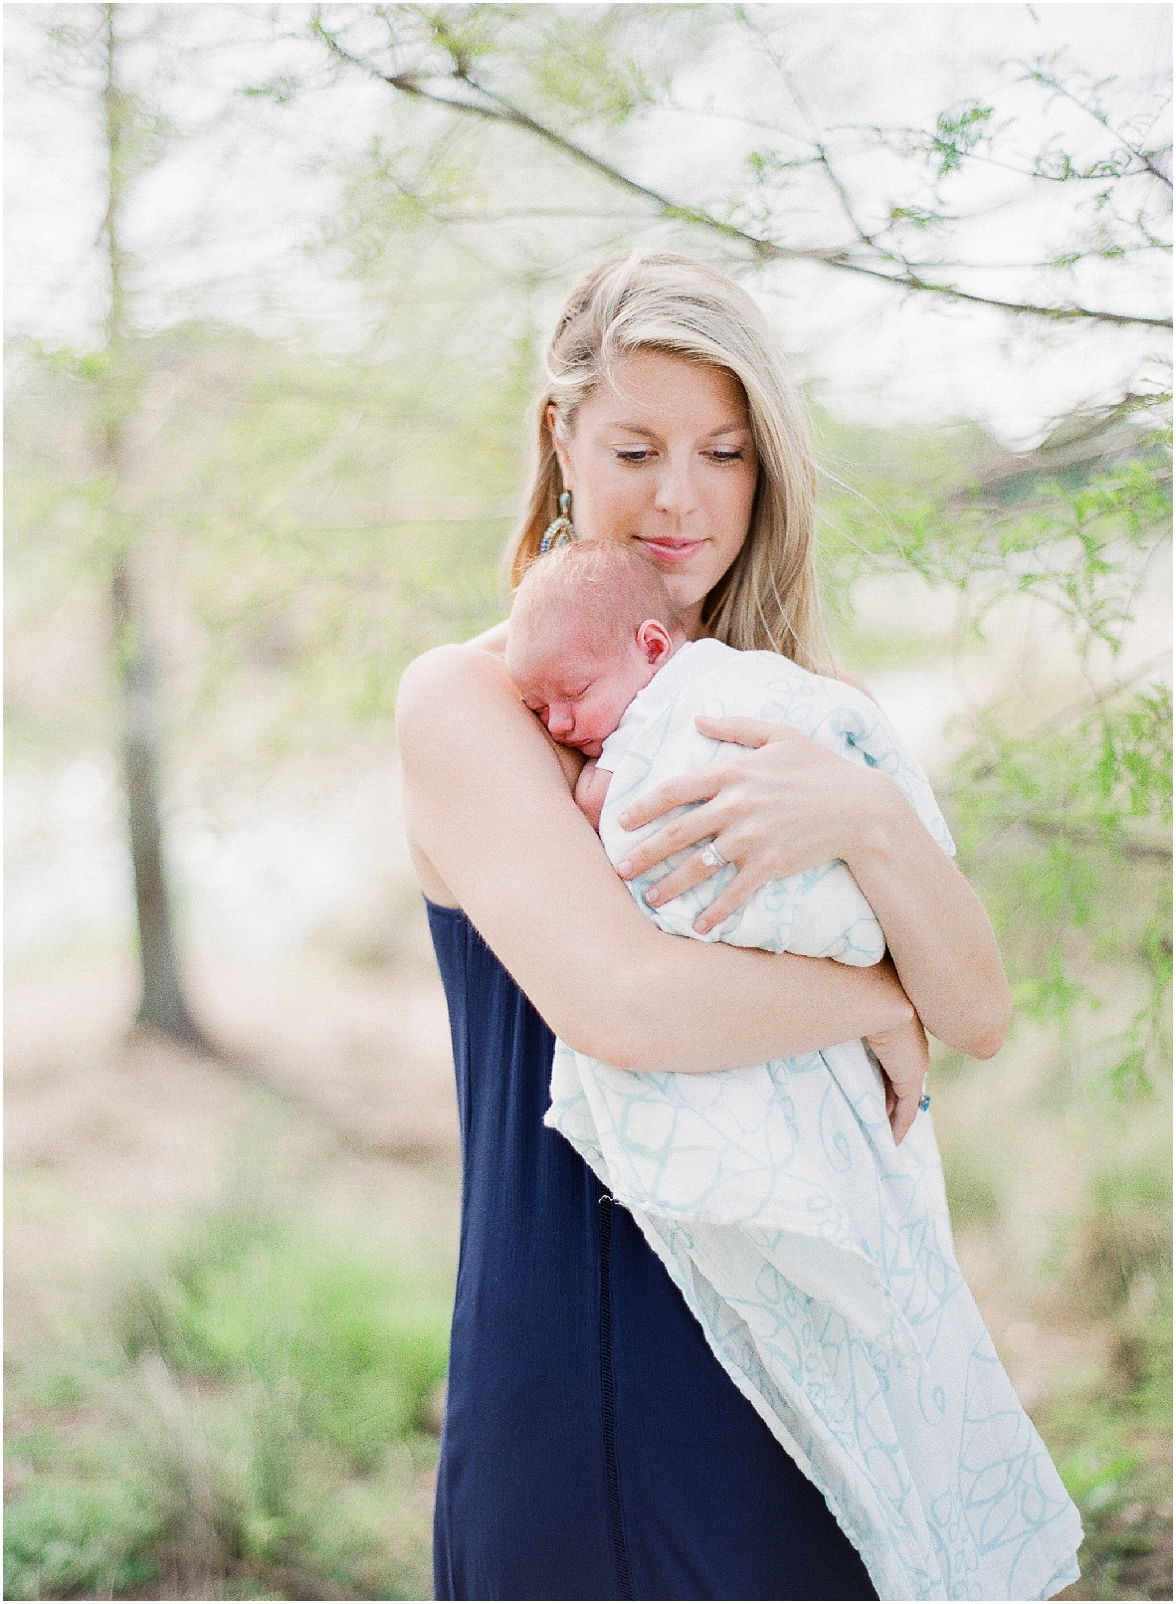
<box><xmin>605</xmin><ymin>421</ymin><xmax>751</xmax><ymax>438</ymax></box>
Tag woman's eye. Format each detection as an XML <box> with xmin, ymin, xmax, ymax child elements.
<box><xmin>616</xmin><ymin>448</ymin><xmax>653</xmax><ymax>463</ymax></box>
<box><xmin>710</xmin><ymin>448</ymin><xmax>744</xmax><ymax>462</ymax></box>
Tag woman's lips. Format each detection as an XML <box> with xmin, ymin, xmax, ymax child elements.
<box><xmin>638</xmin><ymin>537</ymin><xmax>706</xmax><ymax>564</ymax></box>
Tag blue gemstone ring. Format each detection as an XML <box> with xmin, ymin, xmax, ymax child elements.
<box><xmin>919</xmin><ymin>1094</ymin><xmax>931</xmax><ymax>1113</ymax></box>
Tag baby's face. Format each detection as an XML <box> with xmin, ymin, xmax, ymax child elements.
<box><xmin>507</xmin><ymin>623</ymin><xmax>658</xmax><ymax>759</ymax></box>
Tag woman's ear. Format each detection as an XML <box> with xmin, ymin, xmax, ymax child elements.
<box><xmin>636</xmin><ymin>620</ymin><xmax>675</xmax><ymax>667</ymax></box>
<box><xmin>546</xmin><ymin>404</ymin><xmax>573</xmax><ymax>488</ymax></box>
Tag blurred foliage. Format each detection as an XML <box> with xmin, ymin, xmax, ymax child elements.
<box><xmin>939</xmin><ymin>1142</ymin><xmax>1001</xmax><ymax>1229</ymax></box>
<box><xmin>950</xmin><ymin>681</ymin><xmax>1171</xmax><ymax>1093</ymax></box>
<box><xmin>312</xmin><ymin>5</ymin><xmax>1170</xmax><ymax>328</ymax></box>
<box><xmin>928</xmin><ymin>1035</ymin><xmax>1172</xmax><ymax>1597</ymax></box>
<box><xmin>4</xmin><ymin>1199</ymin><xmax>448</xmax><ymax>1601</ymax></box>
<box><xmin>813</xmin><ymin>401</ymin><xmax>1172</xmax><ymax>1098</ymax></box>
<box><xmin>6</xmin><ymin>309</ymin><xmax>525</xmax><ymax>764</ymax></box>
<box><xmin>3</xmin><ymin>1473</ymin><xmax>163</xmax><ymax>1601</ymax></box>
<box><xmin>115</xmin><ymin>1201</ymin><xmax>450</xmax><ymax>1468</ymax></box>
<box><xmin>1043</xmin><ymin>1155</ymin><xmax>1173</xmax><ymax>1600</ymax></box>
<box><xmin>821</xmin><ymin>415</ymin><xmax>1171</xmax><ymax>653</ymax></box>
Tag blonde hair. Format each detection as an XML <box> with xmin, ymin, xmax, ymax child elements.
<box><xmin>511</xmin><ymin>540</ymin><xmax>683</xmax><ymax>656</ymax></box>
<box><xmin>506</xmin><ymin>250</ymin><xmax>824</xmax><ymax>670</ymax></box>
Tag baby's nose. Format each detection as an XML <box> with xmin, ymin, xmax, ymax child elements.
<box><xmin>547</xmin><ymin>704</ymin><xmax>576</xmax><ymax>736</ymax></box>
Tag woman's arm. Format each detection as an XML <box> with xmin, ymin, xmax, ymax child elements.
<box><xmin>613</xmin><ymin>716</ymin><xmax>1012</xmax><ymax>1061</ymax></box>
<box><xmin>838</xmin><ymin>767</ymin><xmax>1011</xmax><ymax>1059</ymax></box>
<box><xmin>396</xmin><ymin>644</ymin><xmax>917</xmax><ymax>1073</ymax></box>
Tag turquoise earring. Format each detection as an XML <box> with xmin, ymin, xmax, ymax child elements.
<box><xmin>540</xmin><ymin>490</ymin><xmax>575</xmax><ymax>554</ymax></box>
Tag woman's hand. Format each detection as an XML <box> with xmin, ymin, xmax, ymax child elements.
<box><xmin>615</xmin><ymin>714</ymin><xmax>878</xmax><ymax>935</ymax></box>
<box><xmin>864</xmin><ymin>1006</ymin><xmax>930</xmax><ymax>1145</ymax></box>
<box><xmin>614</xmin><ymin>711</ymin><xmax>1013</xmax><ymax>1061</ymax></box>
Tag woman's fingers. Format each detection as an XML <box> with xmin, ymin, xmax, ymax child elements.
<box><xmin>694</xmin><ymin>713</ymin><xmax>793</xmax><ymax>749</ymax></box>
<box><xmin>639</xmin><ymin>848</ymin><xmax>771</xmax><ymax>934</ymax></box>
<box><xmin>889</xmin><ymin>1090</ymin><xmax>921</xmax><ymax>1145</ymax></box>
<box><xmin>615</xmin><ymin>712</ymin><xmax>869</xmax><ymax>899</ymax></box>
<box><xmin>689</xmin><ymin>866</ymin><xmax>770</xmax><ymax>934</ymax></box>
<box><xmin>864</xmin><ymin>1012</ymin><xmax>928</xmax><ymax>1145</ymax></box>
<box><xmin>616</xmin><ymin>769</ymin><xmax>723</xmax><ymax>832</ymax></box>
<box><xmin>615</xmin><ymin>800</ymin><xmax>729</xmax><ymax>880</ymax></box>
<box><xmin>642</xmin><ymin>849</ymin><xmax>721</xmax><ymax>908</ymax></box>
<box><xmin>616</xmin><ymin>718</ymin><xmax>809</xmax><ymax>832</ymax></box>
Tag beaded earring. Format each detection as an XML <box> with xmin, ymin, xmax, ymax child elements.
<box><xmin>539</xmin><ymin>490</ymin><xmax>575</xmax><ymax>554</ymax></box>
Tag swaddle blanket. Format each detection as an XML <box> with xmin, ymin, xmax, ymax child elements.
<box><xmin>545</xmin><ymin>640</ymin><xmax>1082</xmax><ymax>1601</ymax></box>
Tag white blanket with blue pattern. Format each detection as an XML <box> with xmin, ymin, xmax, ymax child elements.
<box><xmin>544</xmin><ymin>639</ymin><xmax>1081</xmax><ymax>1601</ymax></box>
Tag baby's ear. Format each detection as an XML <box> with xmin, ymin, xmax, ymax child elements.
<box><xmin>636</xmin><ymin>619</ymin><xmax>675</xmax><ymax>666</ymax></box>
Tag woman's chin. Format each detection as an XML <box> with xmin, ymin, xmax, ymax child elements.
<box><xmin>657</xmin><ymin>576</ymin><xmax>708</xmax><ymax>633</ymax></box>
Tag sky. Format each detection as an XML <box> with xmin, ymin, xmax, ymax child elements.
<box><xmin>5</xmin><ymin>1</ymin><xmax>1171</xmax><ymax>446</ymax></box>
<box><xmin>641</xmin><ymin>2</ymin><xmax>1171</xmax><ymax>437</ymax></box>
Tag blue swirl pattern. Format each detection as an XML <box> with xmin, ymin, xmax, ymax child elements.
<box><xmin>545</xmin><ymin>640</ymin><xmax>1082</xmax><ymax>1600</ymax></box>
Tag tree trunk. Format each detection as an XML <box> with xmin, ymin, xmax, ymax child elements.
<box><xmin>100</xmin><ymin>5</ymin><xmax>208</xmax><ymax>1051</ymax></box>
<box><xmin>111</xmin><ymin>558</ymin><xmax>208</xmax><ymax>1048</ymax></box>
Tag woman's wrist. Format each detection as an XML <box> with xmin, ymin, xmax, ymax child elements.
<box><xmin>840</xmin><ymin>767</ymin><xmax>906</xmax><ymax>874</ymax></box>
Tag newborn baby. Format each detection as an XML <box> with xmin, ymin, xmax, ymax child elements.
<box><xmin>506</xmin><ymin>539</ymin><xmax>688</xmax><ymax>830</ymax></box>
<box><xmin>506</xmin><ymin>539</ymin><xmax>906</xmax><ymax>966</ymax></box>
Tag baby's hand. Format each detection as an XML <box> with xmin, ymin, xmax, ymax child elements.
<box><xmin>574</xmin><ymin>760</ymin><xmax>612</xmax><ymax>834</ymax></box>
<box><xmin>864</xmin><ymin>1013</ymin><xmax>929</xmax><ymax>1145</ymax></box>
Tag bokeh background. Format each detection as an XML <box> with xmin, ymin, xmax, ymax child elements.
<box><xmin>5</xmin><ymin>5</ymin><xmax>1171</xmax><ymax>1599</ymax></box>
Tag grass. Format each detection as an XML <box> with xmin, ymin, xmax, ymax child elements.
<box><xmin>4</xmin><ymin>1198</ymin><xmax>450</xmax><ymax>1601</ymax></box>
<box><xmin>1045</xmin><ymin>1285</ymin><xmax>1172</xmax><ymax>1601</ymax></box>
<box><xmin>1043</xmin><ymin>1157</ymin><xmax>1172</xmax><ymax>1601</ymax></box>
<box><xmin>3</xmin><ymin>1472</ymin><xmax>163</xmax><ymax>1599</ymax></box>
<box><xmin>929</xmin><ymin>1030</ymin><xmax>1172</xmax><ymax>1601</ymax></box>
<box><xmin>114</xmin><ymin>1203</ymin><xmax>450</xmax><ymax>1469</ymax></box>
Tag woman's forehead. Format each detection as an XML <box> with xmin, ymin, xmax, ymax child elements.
<box><xmin>584</xmin><ymin>350</ymin><xmax>750</xmax><ymax>429</ymax></box>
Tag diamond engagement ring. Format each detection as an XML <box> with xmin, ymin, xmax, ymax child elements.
<box><xmin>697</xmin><ymin>841</ymin><xmax>727</xmax><ymax>871</ymax></box>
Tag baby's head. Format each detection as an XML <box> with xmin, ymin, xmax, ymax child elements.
<box><xmin>506</xmin><ymin>541</ymin><xmax>687</xmax><ymax>758</ymax></box>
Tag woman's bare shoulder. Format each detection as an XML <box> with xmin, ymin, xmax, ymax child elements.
<box><xmin>395</xmin><ymin>641</ymin><xmax>536</xmax><ymax>909</ymax></box>
<box><xmin>467</xmin><ymin>618</ymin><xmax>509</xmax><ymax>654</ymax></box>
<box><xmin>396</xmin><ymin>637</ymin><xmax>512</xmax><ymax>733</ymax></box>
<box><xmin>397</xmin><ymin>636</ymin><xmax>584</xmax><ymax>791</ymax></box>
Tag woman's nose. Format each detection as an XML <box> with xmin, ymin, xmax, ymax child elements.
<box><xmin>652</xmin><ymin>454</ymin><xmax>699</xmax><ymax>518</ymax></box>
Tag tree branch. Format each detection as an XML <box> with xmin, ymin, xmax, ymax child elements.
<box><xmin>1018</xmin><ymin>61</ymin><xmax>1174</xmax><ymax>190</ymax></box>
<box><xmin>1022</xmin><ymin>818</ymin><xmax>1172</xmax><ymax>860</ymax></box>
<box><xmin>313</xmin><ymin>19</ymin><xmax>1172</xmax><ymax>330</ymax></box>
<box><xmin>840</xmin><ymin>120</ymin><xmax>1169</xmax><ymax>191</ymax></box>
<box><xmin>314</xmin><ymin>22</ymin><xmax>818</xmax><ymax>260</ymax></box>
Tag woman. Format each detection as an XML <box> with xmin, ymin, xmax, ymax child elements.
<box><xmin>397</xmin><ymin>252</ymin><xmax>1018</xmax><ymax>1601</ymax></box>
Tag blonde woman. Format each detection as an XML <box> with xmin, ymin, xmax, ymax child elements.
<box><xmin>398</xmin><ymin>253</ymin><xmax>1054</xmax><ymax>1601</ymax></box>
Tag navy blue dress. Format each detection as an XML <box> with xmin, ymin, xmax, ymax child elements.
<box><xmin>428</xmin><ymin>901</ymin><xmax>877</xmax><ymax>1602</ymax></box>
